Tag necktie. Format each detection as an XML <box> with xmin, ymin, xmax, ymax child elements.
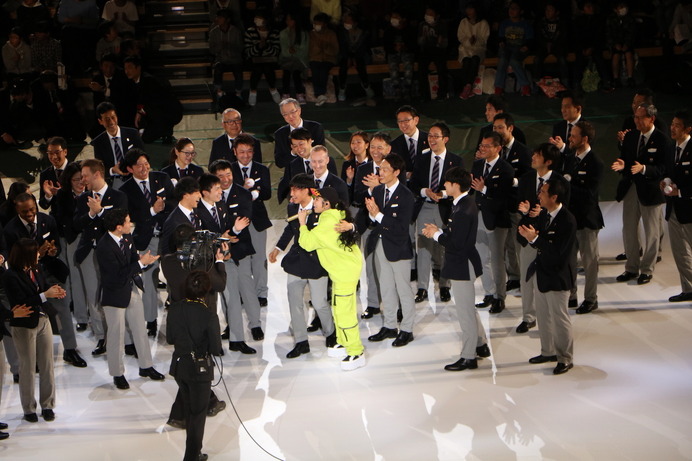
<box><xmin>546</xmin><ymin>214</ymin><xmax>553</xmax><ymax>228</ymax></box>
<box><xmin>93</xmin><ymin>192</ymin><xmax>101</xmax><ymax>200</ymax></box>
<box><xmin>638</xmin><ymin>135</ymin><xmax>647</xmax><ymax>156</ymax></box>
<box><xmin>305</xmin><ymin>160</ymin><xmax>312</xmax><ymax>174</ymax></box>
<box><xmin>430</xmin><ymin>156</ymin><xmax>440</xmax><ymax>193</ymax></box>
<box><xmin>675</xmin><ymin>146</ymin><xmax>682</xmax><ymax>164</ymax></box>
<box><xmin>113</xmin><ymin>137</ymin><xmax>123</xmax><ymax>163</ymax></box>
<box><xmin>119</xmin><ymin>238</ymin><xmax>126</xmax><ymax>255</ymax></box>
<box><xmin>242</xmin><ymin>167</ymin><xmax>249</xmax><ymax>180</ymax></box>
<box><xmin>229</xmin><ymin>137</ymin><xmax>234</xmax><ymax>151</ymax></box>
<box><xmin>190</xmin><ymin>211</ymin><xmax>198</xmax><ymax>228</ymax></box>
<box><xmin>140</xmin><ymin>181</ymin><xmax>152</xmax><ymax>204</ymax></box>
<box><xmin>178</xmin><ymin>167</ymin><xmax>186</xmax><ymax>178</ymax></box>
<box><xmin>408</xmin><ymin>137</ymin><xmax>416</xmax><ymax>163</ymax></box>
<box><xmin>210</xmin><ymin>205</ymin><xmax>220</xmax><ymax>228</ymax></box>
<box><xmin>375</xmin><ymin>166</ymin><xmax>380</xmax><ymax>176</ymax></box>
<box><xmin>384</xmin><ymin>187</ymin><xmax>390</xmax><ymax>204</ymax></box>
<box><xmin>566</xmin><ymin>123</ymin><xmax>573</xmax><ymax>140</ymax></box>
<box><xmin>55</xmin><ymin>168</ymin><xmax>63</xmax><ymax>178</ymax></box>
<box><xmin>483</xmin><ymin>162</ymin><xmax>491</xmax><ymax>178</ymax></box>
<box><xmin>27</xmin><ymin>221</ymin><xmax>36</xmax><ymax>239</ymax></box>
<box><xmin>221</xmin><ymin>191</ymin><xmax>226</xmax><ymax>202</ymax></box>
<box><xmin>27</xmin><ymin>269</ymin><xmax>38</xmax><ymax>287</ymax></box>
<box><xmin>537</xmin><ymin>177</ymin><xmax>544</xmax><ymax>195</ymax></box>
<box><xmin>315</xmin><ymin>179</ymin><xmax>322</xmax><ymax>188</ymax></box>
<box><xmin>502</xmin><ymin>146</ymin><xmax>509</xmax><ymax>160</ymax></box>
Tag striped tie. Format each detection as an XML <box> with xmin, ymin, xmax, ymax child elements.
<box><xmin>430</xmin><ymin>156</ymin><xmax>440</xmax><ymax>193</ymax></box>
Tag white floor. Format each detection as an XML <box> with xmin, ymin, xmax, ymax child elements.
<box><xmin>1</xmin><ymin>202</ymin><xmax>692</xmax><ymax>461</ymax></box>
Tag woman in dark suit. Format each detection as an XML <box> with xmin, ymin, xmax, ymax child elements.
<box><xmin>161</xmin><ymin>137</ymin><xmax>205</xmax><ymax>184</ymax></box>
<box><xmin>340</xmin><ymin>130</ymin><xmax>371</xmax><ymax>209</ymax></box>
<box><xmin>2</xmin><ymin>238</ymin><xmax>66</xmax><ymax>423</ymax></box>
<box><xmin>167</xmin><ymin>271</ymin><xmax>222</xmax><ymax>461</ymax></box>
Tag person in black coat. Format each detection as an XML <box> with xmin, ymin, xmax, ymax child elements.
<box><xmin>159</xmin><ymin>177</ymin><xmax>203</xmax><ymax>256</ymax></box>
<box><xmin>167</xmin><ymin>271</ymin><xmax>222</xmax><ymax>461</ymax></box>
<box><xmin>391</xmin><ymin>105</ymin><xmax>428</xmax><ymax>175</ymax></box>
<box><xmin>2</xmin><ymin>238</ymin><xmax>66</xmax><ymax>422</ymax></box>
<box><xmin>274</xmin><ymin>98</ymin><xmax>325</xmax><ymax>169</ymax></box>
<box><xmin>208</xmin><ymin>108</ymin><xmax>263</xmax><ymax>165</ymax></box>
<box><xmin>476</xmin><ymin>95</ymin><xmax>527</xmax><ymax>148</ymax></box>
<box><xmin>161</xmin><ymin>137</ymin><xmax>205</xmax><ymax>184</ymax></box>
<box><xmin>38</xmin><ymin>136</ymin><xmax>70</xmax><ymax>214</ymax></box>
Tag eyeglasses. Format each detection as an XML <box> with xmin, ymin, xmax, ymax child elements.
<box><xmin>396</xmin><ymin>118</ymin><xmax>413</xmax><ymax>124</ymax></box>
<box><xmin>223</xmin><ymin>119</ymin><xmax>242</xmax><ymax>124</ymax></box>
<box><xmin>281</xmin><ymin>108</ymin><xmax>299</xmax><ymax>117</ymax></box>
<box><xmin>479</xmin><ymin>143</ymin><xmax>496</xmax><ymax>149</ymax></box>
<box><xmin>428</xmin><ymin>134</ymin><xmax>444</xmax><ymax>139</ymax></box>
<box><xmin>47</xmin><ymin>150</ymin><xmax>64</xmax><ymax>155</ymax></box>
<box><xmin>180</xmin><ymin>150</ymin><xmax>197</xmax><ymax>157</ymax></box>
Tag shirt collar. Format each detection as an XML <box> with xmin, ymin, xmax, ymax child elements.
<box><xmin>55</xmin><ymin>159</ymin><xmax>68</xmax><ymax>171</ymax></box>
<box><xmin>94</xmin><ymin>183</ymin><xmax>109</xmax><ymax>197</ymax></box>
<box><xmin>431</xmin><ymin>149</ymin><xmax>447</xmax><ymax>161</ymax></box>
<box><xmin>486</xmin><ymin>155</ymin><xmax>499</xmax><ymax>169</ymax></box>
<box><xmin>19</xmin><ymin>215</ymin><xmax>37</xmax><ymax>228</ymax></box>
<box><xmin>548</xmin><ymin>203</ymin><xmax>563</xmax><ymax>221</ymax></box>
<box><xmin>178</xmin><ymin>203</ymin><xmax>194</xmax><ymax>215</ymax></box>
<box><xmin>108</xmin><ymin>231</ymin><xmax>123</xmax><ymax>245</ymax></box>
<box><xmin>314</xmin><ymin>170</ymin><xmax>329</xmax><ymax>182</ymax></box>
<box><xmin>109</xmin><ymin>127</ymin><xmax>122</xmax><ymax>140</ymax></box>
<box><xmin>641</xmin><ymin>125</ymin><xmax>655</xmax><ymax>139</ymax></box>
<box><xmin>406</xmin><ymin>129</ymin><xmax>419</xmax><ymax>144</ymax></box>
<box><xmin>299</xmin><ymin>198</ymin><xmax>314</xmax><ymax>211</ymax></box>
<box><xmin>576</xmin><ymin>146</ymin><xmax>591</xmax><ymax>161</ymax></box>
<box><xmin>677</xmin><ymin>135</ymin><xmax>690</xmax><ymax>151</ymax></box>
<box><xmin>452</xmin><ymin>190</ymin><xmax>469</xmax><ymax>206</ymax></box>
<box><xmin>387</xmin><ymin>180</ymin><xmax>400</xmax><ymax>194</ymax></box>
<box><xmin>201</xmin><ymin>199</ymin><xmax>216</xmax><ymax>212</ymax></box>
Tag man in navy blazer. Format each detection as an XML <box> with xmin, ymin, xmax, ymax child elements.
<box><xmin>391</xmin><ymin>105</ymin><xmax>429</xmax><ymax>175</ymax></box>
<box><xmin>159</xmin><ymin>177</ymin><xmax>202</xmax><ymax>256</ymax></box>
<box><xmin>90</xmin><ymin>102</ymin><xmax>144</xmax><ymax>188</ymax></box>
<box><xmin>274</xmin><ymin>98</ymin><xmax>325</xmax><ymax>169</ymax></box>
<box><xmin>518</xmin><ymin>179</ymin><xmax>576</xmax><ymax>375</ymax></box>
<box><xmin>209</xmin><ymin>108</ymin><xmax>263</xmax><ymax>165</ymax></box>
<box><xmin>231</xmin><ymin>134</ymin><xmax>272</xmax><ymax>319</ymax></box>
<box><xmin>423</xmin><ymin>167</ymin><xmax>489</xmax><ymax>371</ymax></box>
<box><xmin>612</xmin><ymin>103</ymin><xmax>673</xmax><ymax>285</ymax></box>
<box><xmin>74</xmin><ymin>159</ymin><xmax>128</xmax><ymax>355</ymax></box>
<box><xmin>96</xmin><ymin>208</ymin><xmax>164</xmax><ymax>390</ymax></box>
<box><xmin>409</xmin><ymin>122</ymin><xmax>463</xmax><ymax>304</ymax></box>
<box><xmin>548</xmin><ymin>91</ymin><xmax>585</xmax><ymax>172</ymax></box>
<box><xmin>662</xmin><ymin>111</ymin><xmax>692</xmax><ymax>303</ymax></box>
<box><xmin>38</xmin><ymin>136</ymin><xmax>69</xmax><ymax>214</ymax></box>
<box><xmin>310</xmin><ymin>146</ymin><xmax>350</xmax><ymax>206</ymax></box>
<box><xmin>362</xmin><ymin>154</ymin><xmax>416</xmax><ymax>347</ymax></box>
<box><xmin>119</xmin><ymin>149</ymin><xmax>175</xmax><ymax>336</ymax></box>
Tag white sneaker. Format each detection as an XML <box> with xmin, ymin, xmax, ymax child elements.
<box><xmin>328</xmin><ymin>344</ymin><xmax>347</xmax><ymax>358</ymax></box>
<box><xmin>315</xmin><ymin>94</ymin><xmax>328</xmax><ymax>106</ymax></box>
<box><xmin>270</xmin><ymin>89</ymin><xmax>281</xmax><ymax>104</ymax></box>
<box><xmin>364</xmin><ymin>85</ymin><xmax>375</xmax><ymax>99</ymax></box>
<box><xmin>248</xmin><ymin>91</ymin><xmax>257</xmax><ymax>106</ymax></box>
<box><xmin>338</xmin><ymin>88</ymin><xmax>346</xmax><ymax>101</ymax></box>
<box><xmin>341</xmin><ymin>353</ymin><xmax>365</xmax><ymax>371</ymax></box>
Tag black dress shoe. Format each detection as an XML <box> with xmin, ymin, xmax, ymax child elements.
<box><xmin>221</xmin><ymin>326</ymin><xmax>229</xmax><ymax>340</ymax></box>
<box><xmin>657</xmin><ymin>256</ymin><xmax>662</xmax><ymax>263</ymax></box>
<box><xmin>669</xmin><ymin>292</ymin><xmax>692</xmax><ymax>302</ymax></box>
<box><xmin>397</xmin><ymin>307</ymin><xmax>403</xmax><ymax>323</ymax></box>
<box><xmin>475</xmin><ymin>295</ymin><xmax>494</xmax><ymax>308</ymax></box>
<box><xmin>568</xmin><ymin>298</ymin><xmax>578</xmax><ymax>308</ymax></box>
<box><xmin>286</xmin><ymin>340</ymin><xmax>310</xmax><ymax>359</ymax></box>
<box><xmin>198</xmin><ymin>454</ymin><xmax>208</xmax><ymax>461</ymax></box>
<box><xmin>616</xmin><ymin>271</ymin><xmax>639</xmax><ymax>282</ymax></box>
<box><xmin>515</xmin><ymin>320</ymin><xmax>536</xmax><ymax>333</ymax></box>
<box><xmin>476</xmin><ymin>344</ymin><xmax>491</xmax><ymax>358</ymax></box>
<box><xmin>76</xmin><ymin>323</ymin><xmax>87</xmax><ymax>332</ymax></box>
<box><xmin>91</xmin><ymin>339</ymin><xmax>106</xmax><ymax>356</ymax></box>
<box><xmin>444</xmin><ymin>357</ymin><xmax>478</xmax><ymax>371</ymax></box>
<box><xmin>392</xmin><ymin>330</ymin><xmax>414</xmax><ymax>347</ymax></box>
<box><xmin>258</xmin><ymin>297</ymin><xmax>268</xmax><ymax>307</ymax></box>
<box><xmin>0</xmin><ymin>422</ymin><xmax>7</xmax><ymax>430</ymax></box>
<box><xmin>23</xmin><ymin>413</ymin><xmax>38</xmax><ymax>423</ymax></box>
<box><xmin>124</xmin><ymin>344</ymin><xmax>138</xmax><ymax>358</ymax></box>
<box><xmin>410</xmin><ymin>269</ymin><xmax>417</xmax><ymax>282</ymax></box>
<box><xmin>0</xmin><ymin>431</ymin><xmax>8</xmax><ymax>440</ymax></box>
<box><xmin>207</xmin><ymin>400</ymin><xmax>226</xmax><ymax>417</ymax></box>
<box><xmin>506</xmin><ymin>279</ymin><xmax>520</xmax><ymax>291</ymax></box>
<box><xmin>489</xmin><ymin>298</ymin><xmax>505</xmax><ymax>314</ymax></box>
<box><xmin>13</xmin><ymin>374</ymin><xmax>19</xmax><ymax>384</ymax></box>
<box><xmin>368</xmin><ymin>327</ymin><xmax>398</xmax><ymax>342</ymax></box>
<box><xmin>553</xmin><ymin>362</ymin><xmax>573</xmax><ymax>375</ymax></box>
<box><xmin>63</xmin><ymin>349</ymin><xmax>87</xmax><ymax>368</ymax></box>
<box><xmin>440</xmin><ymin>287</ymin><xmax>451</xmax><ymax>302</ymax></box>
<box><xmin>306</xmin><ymin>316</ymin><xmax>321</xmax><ymax>332</ymax></box>
<box><xmin>325</xmin><ymin>331</ymin><xmax>337</xmax><ymax>348</ymax></box>
<box><xmin>414</xmin><ymin>289</ymin><xmax>428</xmax><ymax>303</ymax></box>
<box><xmin>157</xmin><ymin>281</ymin><xmax>167</xmax><ymax>289</ymax></box>
<box><xmin>147</xmin><ymin>320</ymin><xmax>157</xmax><ymax>337</ymax></box>
<box><xmin>360</xmin><ymin>306</ymin><xmax>380</xmax><ymax>319</ymax></box>
<box><xmin>432</xmin><ymin>269</ymin><xmax>441</xmax><ymax>281</ymax></box>
<box><xmin>229</xmin><ymin>341</ymin><xmax>257</xmax><ymax>354</ymax></box>
<box><xmin>615</xmin><ymin>252</ymin><xmax>627</xmax><ymax>261</ymax></box>
<box><xmin>529</xmin><ymin>354</ymin><xmax>558</xmax><ymax>364</ymax></box>
<box><xmin>251</xmin><ymin>326</ymin><xmax>264</xmax><ymax>340</ymax></box>
<box><xmin>166</xmin><ymin>418</ymin><xmax>186</xmax><ymax>429</ymax></box>
<box><xmin>637</xmin><ymin>274</ymin><xmax>652</xmax><ymax>285</ymax></box>
<box><xmin>113</xmin><ymin>375</ymin><xmax>130</xmax><ymax>390</ymax></box>
<box><xmin>41</xmin><ymin>409</ymin><xmax>55</xmax><ymax>421</ymax></box>
<box><xmin>576</xmin><ymin>301</ymin><xmax>598</xmax><ymax>314</ymax></box>
<box><xmin>139</xmin><ymin>367</ymin><xmax>165</xmax><ymax>380</ymax></box>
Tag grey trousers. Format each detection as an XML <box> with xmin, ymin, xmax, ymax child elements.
<box><xmin>669</xmin><ymin>209</ymin><xmax>692</xmax><ymax>293</ymax></box>
<box><xmin>12</xmin><ymin>316</ymin><xmax>55</xmax><ymax>414</ymax></box>
<box><xmin>139</xmin><ymin>236</ymin><xmax>162</xmax><ymax>323</ymax></box>
<box><xmin>45</xmin><ymin>272</ymin><xmax>78</xmax><ymax>350</ymax></box>
<box><xmin>571</xmin><ymin>228</ymin><xmax>600</xmax><ymax>303</ymax></box>
<box><xmin>62</xmin><ymin>237</ymin><xmax>88</xmax><ymax>323</ymax></box>
<box><xmin>622</xmin><ymin>186</ymin><xmax>664</xmax><ymax>276</ymax></box>
<box><xmin>0</xmin><ymin>341</ymin><xmax>4</xmax><ymax>405</ymax></box>
<box><xmin>361</xmin><ymin>227</ymin><xmax>380</xmax><ymax>308</ymax></box>
<box><xmin>415</xmin><ymin>202</ymin><xmax>448</xmax><ymax>290</ymax></box>
<box><xmin>103</xmin><ymin>287</ymin><xmax>154</xmax><ymax>377</ymax></box>
<box><xmin>286</xmin><ymin>274</ymin><xmax>333</xmax><ymax>343</ymax></box>
<box><xmin>533</xmin><ymin>280</ymin><xmax>573</xmax><ymax>364</ymax></box>
<box><xmin>249</xmin><ymin>226</ymin><xmax>268</xmax><ymax>298</ymax></box>
<box><xmin>450</xmin><ymin>274</ymin><xmax>487</xmax><ymax>360</ymax></box>
<box><xmin>505</xmin><ymin>212</ymin><xmax>521</xmax><ymax>281</ymax></box>
<box><xmin>374</xmin><ymin>240</ymin><xmax>416</xmax><ymax>332</ymax></box>
<box><xmin>477</xmin><ymin>219</ymin><xmax>508</xmax><ymax>300</ymax></box>
<box><xmin>78</xmin><ymin>251</ymin><xmax>106</xmax><ymax>340</ymax></box>
<box><xmin>519</xmin><ymin>244</ymin><xmax>537</xmax><ymax>323</ymax></box>
<box><xmin>221</xmin><ymin>258</ymin><xmax>261</xmax><ymax>342</ymax></box>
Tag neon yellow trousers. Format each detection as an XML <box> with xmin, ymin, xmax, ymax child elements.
<box><xmin>331</xmin><ymin>281</ymin><xmax>364</xmax><ymax>357</ymax></box>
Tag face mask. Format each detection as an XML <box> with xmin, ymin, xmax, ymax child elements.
<box><xmin>390</xmin><ymin>18</ymin><xmax>400</xmax><ymax>27</ymax></box>
<box><xmin>344</xmin><ymin>23</ymin><xmax>353</xmax><ymax>31</ymax></box>
<box><xmin>254</xmin><ymin>18</ymin><xmax>265</xmax><ymax>27</ymax></box>
<box><xmin>425</xmin><ymin>15</ymin><xmax>435</xmax><ymax>25</ymax></box>
<box><xmin>617</xmin><ymin>7</ymin><xmax>628</xmax><ymax>16</ymax></box>
<box><xmin>314</xmin><ymin>24</ymin><xmax>322</xmax><ymax>32</ymax></box>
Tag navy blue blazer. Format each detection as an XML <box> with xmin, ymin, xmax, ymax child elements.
<box><xmin>516</xmin><ymin>170</ymin><xmax>571</xmax><ymax>246</ymax></box>
<box><xmin>221</xmin><ymin>185</ymin><xmax>255</xmax><ymax>262</ymax></box>
<box><xmin>90</xmin><ymin>126</ymin><xmax>144</xmax><ymax>177</ymax></box>
<box><xmin>391</xmin><ymin>131</ymin><xmax>429</xmax><ymax>172</ymax></box>
<box><xmin>277</xmin><ymin>155</ymin><xmax>337</xmax><ymax>204</ymax></box>
<box><xmin>159</xmin><ymin>206</ymin><xmax>202</xmax><ymax>255</ymax></box>
<box><xmin>664</xmin><ymin>140</ymin><xmax>692</xmax><ymax>224</ymax></box>
<box><xmin>364</xmin><ymin>183</ymin><xmax>414</xmax><ymax>261</ymax></box>
<box><xmin>438</xmin><ymin>195</ymin><xmax>482</xmax><ymax>281</ymax></box>
<box><xmin>275</xmin><ymin>203</ymin><xmax>327</xmax><ymax>279</ymax></box>
<box><xmin>38</xmin><ymin>165</ymin><xmax>63</xmax><ymax>213</ymax></box>
<box><xmin>615</xmin><ymin>128</ymin><xmax>672</xmax><ymax>205</ymax></box>
<box><xmin>409</xmin><ymin>151</ymin><xmax>463</xmax><ymax>222</ymax></box>
<box><xmin>209</xmin><ymin>133</ymin><xmax>263</xmax><ymax>165</ymax></box>
<box><xmin>231</xmin><ymin>161</ymin><xmax>272</xmax><ymax>232</ymax></box>
<box><xmin>96</xmin><ymin>233</ymin><xmax>146</xmax><ymax>308</ymax></box>
<box><xmin>74</xmin><ymin>187</ymin><xmax>128</xmax><ymax>264</ymax></box>
<box><xmin>562</xmin><ymin>150</ymin><xmax>603</xmax><ymax>230</ymax></box>
<box><xmin>317</xmin><ymin>173</ymin><xmax>350</xmax><ymax>207</ymax></box>
<box><xmin>470</xmin><ymin>158</ymin><xmax>514</xmax><ymax>230</ymax></box>
<box><xmin>530</xmin><ymin>207</ymin><xmax>577</xmax><ymax>292</ymax></box>
<box><xmin>161</xmin><ymin>163</ymin><xmax>205</xmax><ymax>182</ymax></box>
<box><xmin>273</xmin><ymin>120</ymin><xmax>325</xmax><ymax>169</ymax></box>
<box><xmin>352</xmin><ymin>161</ymin><xmax>407</xmax><ymax>208</ymax></box>
<box><xmin>477</xmin><ymin>123</ymin><xmax>527</xmax><ymax>148</ymax></box>
<box><xmin>2</xmin><ymin>267</ymin><xmax>53</xmax><ymax>329</ymax></box>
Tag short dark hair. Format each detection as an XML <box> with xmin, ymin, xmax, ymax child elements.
<box><xmin>81</xmin><ymin>158</ymin><xmax>106</xmax><ymax>177</ymax></box>
<box><xmin>174</xmin><ymin>176</ymin><xmax>201</xmax><ymax>201</ymax></box>
<box><xmin>395</xmin><ymin>105</ymin><xmax>418</xmax><ymax>118</ymax></box>
<box><xmin>533</xmin><ymin>143</ymin><xmax>561</xmax><ymax>169</ymax></box>
<box><xmin>209</xmin><ymin>159</ymin><xmax>233</xmax><ymax>173</ymax></box>
<box><xmin>13</xmin><ymin>192</ymin><xmax>36</xmax><ymax>207</ymax></box>
<box><xmin>313</xmin><ymin>12</ymin><xmax>330</xmax><ymax>23</ymax></box>
<box><xmin>370</xmin><ymin>131</ymin><xmax>392</xmax><ymax>145</ymax></box>
<box><xmin>103</xmin><ymin>208</ymin><xmax>129</xmax><ymax>231</ymax></box>
<box><xmin>574</xmin><ymin>120</ymin><xmax>595</xmax><ymax>142</ymax></box>
<box><xmin>289</xmin><ymin>173</ymin><xmax>316</xmax><ymax>189</ymax></box>
<box><xmin>482</xmin><ymin>131</ymin><xmax>503</xmax><ymax>146</ymax></box>
<box><xmin>486</xmin><ymin>95</ymin><xmax>508</xmax><ymax>112</ymax></box>
<box><xmin>47</xmin><ymin>136</ymin><xmax>67</xmax><ymax>150</ymax></box>
<box><xmin>184</xmin><ymin>270</ymin><xmax>212</xmax><ymax>300</ymax></box>
<box><xmin>123</xmin><ymin>55</ymin><xmax>142</xmax><ymax>68</ymax></box>
<box><xmin>100</xmin><ymin>53</ymin><xmax>118</xmax><ymax>65</ymax></box>
<box><xmin>430</xmin><ymin>122</ymin><xmax>450</xmax><ymax>138</ymax></box>
<box><xmin>634</xmin><ymin>87</ymin><xmax>655</xmax><ymax>104</ymax></box>
<box><xmin>123</xmin><ymin>148</ymin><xmax>149</xmax><ymax>169</ymax></box>
<box><xmin>382</xmin><ymin>153</ymin><xmax>405</xmax><ymax>175</ymax></box>
<box><xmin>60</xmin><ymin>162</ymin><xmax>83</xmax><ymax>191</ymax></box>
<box><xmin>545</xmin><ymin>178</ymin><xmax>567</xmax><ymax>204</ymax></box>
<box><xmin>561</xmin><ymin>90</ymin><xmax>584</xmax><ymax>111</ymax></box>
<box><xmin>199</xmin><ymin>173</ymin><xmax>221</xmax><ymax>193</ymax></box>
<box><xmin>96</xmin><ymin>101</ymin><xmax>116</xmax><ymax>116</ymax></box>
<box><xmin>493</xmin><ymin>112</ymin><xmax>515</xmax><ymax>127</ymax></box>
<box><xmin>289</xmin><ymin>127</ymin><xmax>312</xmax><ymax>141</ymax></box>
<box><xmin>172</xmin><ymin>223</ymin><xmax>195</xmax><ymax>252</ymax></box>
<box><xmin>673</xmin><ymin>110</ymin><xmax>692</xmax><ymax>129</ymax></box>
<box><xmin>444</xmin><ymin>167</ymin><xmax>472</xmax><ymax>192</ymax></box>
<box><xmin>234</xmin><ymin>133</ymin><xmax>255</xmax><ymax>149</ymax></box>
<box><xmin>8</xmin><ymin>238</ymin><xmax>39</xmax><ymax>271</ymax></box>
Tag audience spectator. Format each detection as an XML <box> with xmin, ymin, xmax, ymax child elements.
<box><xmin>56</xmin><ymin>0</ymin><xmax>99</xmax><ymax>75</ymax></box>
<box><xmin>0</xmin><ymin>81</ymin><xmax>42</xmax><ymax>148</ymax></box>
<box><xmin>89</xmin><ymin>54</ymin><xmax>137</xmax><ymax>132</ymax></box>
<box><xmin>244</xmin><ymin>10</ymin><xmax>281</xmax><ymax>107</ymax></box>
<box><xmin>532</xmin><ymin>2</ymin><xmax>570</xmax><ymax>87</ymax></box>
<box><xmin>456</xmin><ymin>3</ymin><xmax>489</xmax><ymax>99</ymax></box>
<box><xmin>101</xmin><ymin>0</ymin><xmax>139</xmax><ymax>35</ymax></box>
<box><xmin>95</xmin><ymin>21</ymin><xmax>121</xmax><ymax>62</ymax></box>
<box><xmin>336</xmin><ymin>11</ymin><xmax>373</xmax><ymax>101</ymax></box>
<box><xmin>417</xmin><ymin>6</ymin><xmax>449</xmax><ymax>100</ymax></box>
<box><xmin>209</xmin><ymin>8</ymin><xmax>244</xmax><ymax>100</ymax></box>
<box><xmin>31</xmin><ymin>70</ymin><xmax>85</xmax><ymax>143</ymax></box>
<box><xmin>670</xmin><ymin>0</ymin><xmax>692</xmax><ymax>50</ymax></box>
<box><xmin>30</xmin><ymin>21</ymin><xmax>61</xmax><ymax>73</ymax></box>
<box><xmin>2</xmin><ymin>28</ymin><xmax>33</xmax><ymax>79</ymax></box>
<box><xmin>572</xmin><ymin>1</ymin><xmax>611</xmax><ymax>92</ymax></box>
<box><xmin>494</xmin><ymin>1</ymin><xmax>533</xmax><ymax>96</ymax></box>
<box><xmin>606</xmin><ymin>1</ymin><xmax>637</xmax><ymax>88</ymax></box>
<box><xmin>15</xmin><ymin>0</ymin><xmax>51</xmax><ymax>36</ymax></box>
<box><xmin>382</xmin><ymin>10</ymin><xmax>416</xmax><ymax>100</ymax></box>
<box><xmin>311</xmin><ymin>0</ymin><xmax>341</xmax><ymax>26</ymax></box>
<box><xmin>308</xmin><ymin>12</ymin><xmax>339</xmax><ymax>106</ymax></box>
<box><xmin>278</xmin><ymin>11</ymin><xmax>309</xmax><ymax>103</ymax></box>
<box><xmin>209</xmin><ymin>0</ymin><xmax>243</xmax><ymax>30</ymax></box>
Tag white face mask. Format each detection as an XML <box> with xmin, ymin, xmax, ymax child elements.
<box><xmin>390</xmin><ymin>18</ymin><xmax>400</xmax><ymax>27</ymax></box>
<box><xmin>344</xmin><ymin>23</ymin><xmax>353</xmax><ymax>31</ymax></box>
<box><xmin>617</xmin><ymin>7</ymin><xmax>628</xmax><ymax>16</ymax></box>
<box><xmin>254</xmin><ymin>18</ymin><xmax>265</xmax><ymax>27</ymax></box>
<box><xmin>424</xmin><ymin>15</ymin><xmax>435</xmax><ymax>25</ymax></box>
<box><xmin>314</xmin><ymin>24</ymin><xmax>322</xmax><ymax>32</ymax></box>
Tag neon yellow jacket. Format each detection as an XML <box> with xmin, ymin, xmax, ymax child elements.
<box><xmin>298</xmin><ymin>208</ymin><xmax>362</xmax><ymax>285</ymax></box>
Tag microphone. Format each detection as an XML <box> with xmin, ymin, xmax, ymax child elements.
<box><xmin>286</xmin><ymin>209</ymin><xmax>312</xmax><ymax>222</ymax></box>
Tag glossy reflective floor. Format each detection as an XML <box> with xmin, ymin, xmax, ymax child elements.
<box><xmin>1</xmin><ymin>201</ymin><xmax>692</xmax><ymax>461</ymax></box>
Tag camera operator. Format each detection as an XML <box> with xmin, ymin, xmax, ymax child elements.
<box><xmin>161</xmin><ymin>223</ymin><xmax>229</xmax><ymax>429</ymax></box>
<box><xmin>166</xmin><ymin>270</ymin><xmax>223</xmax><ymax>461</ymax></box>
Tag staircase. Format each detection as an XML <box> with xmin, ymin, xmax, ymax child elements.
<box><xmin>140</xmin><ymin>0</ymin><xmax>215</xmax><ymax>113</ymax></box>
